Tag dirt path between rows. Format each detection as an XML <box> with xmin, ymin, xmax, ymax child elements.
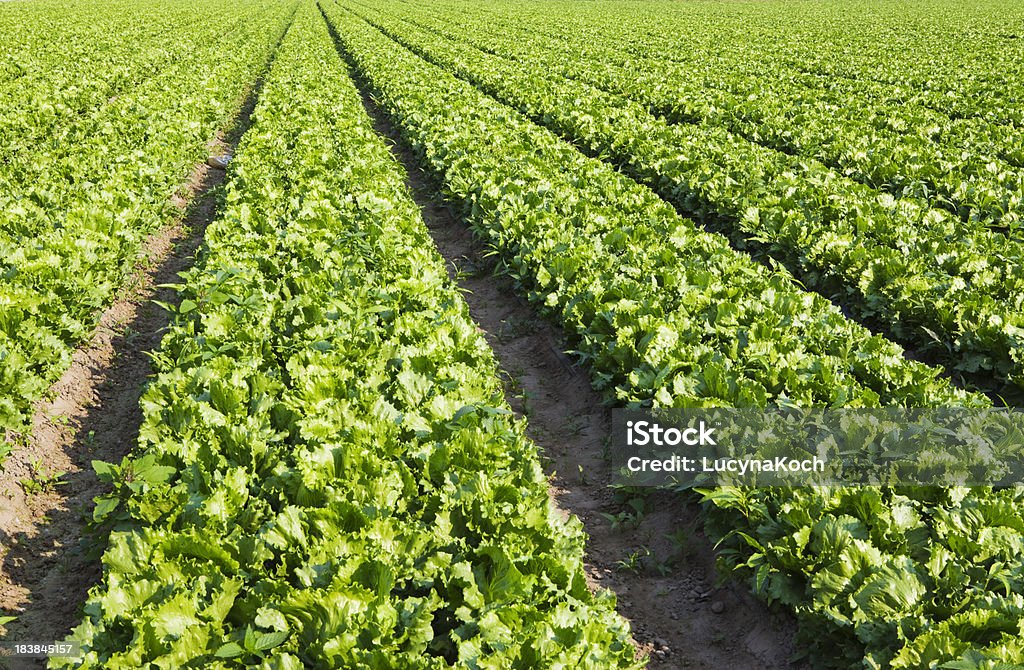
<box><xmin>412</xmin><ymin>169</ymin><xmax>804</xmax><ymax>670</ymax></box>
<box><xmin>0</xmin><ymin>87</ymin><xmax>261</xmax><ymax>670</ymax></box>
<box><xmin>337</xmin><ymin>40</ymin><xmax>806</xmax><ymax>669</ymax></box>
<box><xmin>0</xmin><ymin>10</ymin><xmax>301</xmax><ymax>663</ymax></box>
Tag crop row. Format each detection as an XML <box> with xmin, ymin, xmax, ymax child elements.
<box><xmin>428</xmin><ymin>0</ymin><xmax>1024</xmax><ymax>128</ymax></box>
<box><xmin>393</xmin><ymin>4</ymin><xmax>1024</xmax><ymax>229</ymax></box>
<box><xmin>0</xmin><ymin>0</ymin><xmax>295</xmax><ymax>433</ymax></box>
<box><xmin>349</xmin><ymin>2</ymin><xmax>1024</xmax><ymax>400</ymax></box>
<box><xmin>58</xmin><ymin>4</ymin><xmax>637</xmax><ymax>667</ymax></box>
<box><xmin>325</xmin><ymin>4</ymin><xmax>1024</xmax><ymax>666</ymax></box>
<box><xmin>0</xmin><ymin>1</ymin><xmax>242</xmax><ymax>153</ymax></box>
<box><xmin>328</xmin><ymin>2</ymin><xmax>978</xmax><ymax>410</ymax></box>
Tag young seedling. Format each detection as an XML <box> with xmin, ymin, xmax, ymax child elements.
<box><xmin>653</xmin><ymin>558</ymin><xmax>673</xmax><ymax>577</ymax></box>
<box><xmin>601</xmin><ymin>509</ymin><xmax>634</xmax><ymax>531</ymax></box>
<box><xmin>455</xmin><ymin>255</ymin><xmax>485</xmax><ymax>279</ymax></box>
<box><xmin>565</xmin><ymin>416</ymin><xmax>587</xmax><ymax>436</ymax></box>
<box><xmin>20</xmin><ymin>459</ymin><xmax>66</xmax><ymax>496</ymax></box>
<box><xmin>123</xmin><ymin>325</ymin><xmax>142</xmax><ymax>346</ymax></box>
<box><xmin>667</xmin><ymin>520</ymin><xmax>702</xmax><ymax>560</ymax></box>
<box><xmin>616</xmin><ymin>546</ymin><xmax>652</xmax><ymax>574</ymax></box>
<box><xmin>51</xmin><ymin>413</ymin><xmax>71</xmax><ymax>427</ymax></box>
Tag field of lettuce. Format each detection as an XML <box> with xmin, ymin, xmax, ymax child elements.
<box><xmin>2</xmin><ymin>0</ymin><xmax>1024</xmax><ymax>667</ymax></box>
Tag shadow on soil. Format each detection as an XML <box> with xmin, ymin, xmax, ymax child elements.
<box><xmin>0</xmin><ymin>57</ymin><xmax>273</xmax><ymax>670</ymax></box>
<box><xmin>319</xmin><ymin>6</ymin><xmax>809</xmax><ymax>667</ymax></box>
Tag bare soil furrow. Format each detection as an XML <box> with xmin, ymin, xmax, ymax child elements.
<box><xmin>335</xmin><ymin>34</ymin><xmax>805</xmax><ymax>668</ymax></box>
<box><xmin>0</xmin><ymin>72</ymin><xmax>268</xmax><ymax>670</ymax></box>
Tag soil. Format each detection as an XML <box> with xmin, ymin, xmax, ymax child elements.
<box><xmin>0</xmin><ymin>87</ymin><xmax>260</xmax><ymax>669</ymax></box>
<box><xmin>416</xmin><ymin>176</ymin><xmax>804</xmax><ymax>670</ymax></box>
<box><xmin>346</xmin><ymin>59</ymin><xmax>806</xmax><ymax>668</ymax></box>
<box><xmin>0</xmin><ymin>11</ymin><xmax>302</xmax><ymax>662</ymax></box>
<box><xmin>0</xmin><ymin>12</ymin><xmax>806</xmax><ymax>666</ymax></box>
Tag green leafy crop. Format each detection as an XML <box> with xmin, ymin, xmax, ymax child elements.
<box><xmin>324</xmin><ymin>3</ymin><xmax>1024</xmax><ymax>666</ymax></box>
<box><xmin>0</xmin><ymin>0</ymin><xmax>295</xmax><ymax>435</ymax></box>
<box><xmin>348</xmin><ymin>2</ymin><xmax>1024</xmax><ymax>402</ymax></box>
<box><xmin>55</xmin><ymin>5</ymin><xmax>638</xmax><ymax>667</ymax></box>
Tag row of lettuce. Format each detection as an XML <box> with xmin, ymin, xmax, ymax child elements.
<box><xmin>56</xmin><ymin>4</ymin><xmax>639</xmax><ymax>667</ymax></box>
<box><xmin>394</xmin><ymin>4</ymin><xmax>1024</xmax><ymax>231</ymax></box>
<box><xmin>419</xmin><ymin>0</ymin><xmax>1024</xmax><ymax>129</ymax></box>
<box><xmin>324</xmin><ymin>3</ymin><xmax>1024</xmax><ymax>667</ymax></box>
<box><xmin>0</xmin><ymin>0</ymin><xmax>295</xmax><ymax>434</ymax></box>
<box><xmin>1</xmin><ymin>0</ymin><xmax>241</xmax><ymax>148</ymax></box>
<box><xmin>346</xmin><ymin>0</ymin><xmax>1024</xmax><ymax>404</ymax></box>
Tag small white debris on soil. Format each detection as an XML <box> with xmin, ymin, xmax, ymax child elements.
<box><xmin>206</xmin><ymin>153</ymin><xmax>232</xmax><ymax>169</ymax></box>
